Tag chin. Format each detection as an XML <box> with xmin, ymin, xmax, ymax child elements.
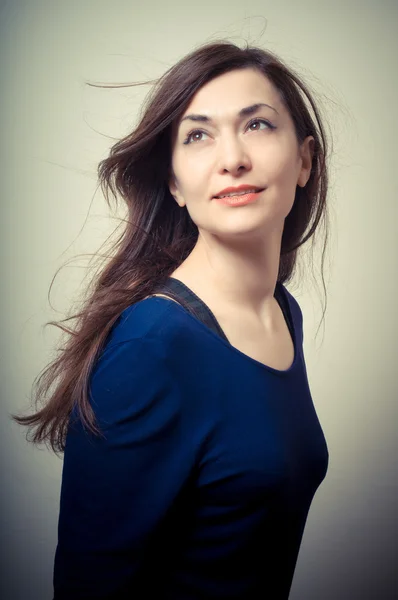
<box><xmin>212</xmin><ymin>222</ymin><xmax>274</xmax><ymax>243</ymax></box>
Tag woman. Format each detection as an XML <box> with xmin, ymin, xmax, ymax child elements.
<box><xmin>13</xmin><ymin>40</ymin><xmax>330</xmax><ymax>599</ymax></box>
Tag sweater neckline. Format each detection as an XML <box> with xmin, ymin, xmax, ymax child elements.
<box><xmin>153</xmin><ymin>277</ymin><xmax>299</xmax><ymax>376</ymax></box>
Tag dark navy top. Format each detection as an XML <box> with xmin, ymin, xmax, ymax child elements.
<box><xmin>53</xmin><ymin>278</ymin><xmax>329</xmax><ymax>599</ymax></box>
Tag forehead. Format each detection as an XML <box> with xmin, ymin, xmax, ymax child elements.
<box><xmin>178</xmin><ymin>68</ymin><xmax>283</xmax><ymax>124</ymax></box>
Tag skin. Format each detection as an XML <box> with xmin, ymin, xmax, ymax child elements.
<box><xmin>168</xmin><ymin>67</ymin><xmax>314</xmax><ymax>330</ymax></box>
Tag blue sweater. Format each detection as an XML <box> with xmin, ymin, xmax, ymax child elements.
<box><xmin>53</xmin><ymin>284</ymin><xmax>329</xmax><ymax>599</ymax></box>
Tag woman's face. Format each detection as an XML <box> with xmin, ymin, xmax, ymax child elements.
<box><xmin>169</xmin><ymin>67</ymin><xmax>314</xmax><ymax>241</ymax></box>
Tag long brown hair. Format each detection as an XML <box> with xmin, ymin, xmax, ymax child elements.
<box><xmin>12</xmin><ymin>40</ymin><xmax>331</xmax><ymax>455</ymax></box>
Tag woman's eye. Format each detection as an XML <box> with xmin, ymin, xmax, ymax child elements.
<box><xmin>183</xmin><ymin>119</ymin><xmax>274</xmax><ymax>145</ymax></box>
<box><xmin>183</xmin><ymin>130</ymin><xmax>208</xmax><ymax>145</ymax></box>
<box><xmin>247</xmin><ymin>119</ymin><xmax>273</xmax><ymax>131</ymax></box>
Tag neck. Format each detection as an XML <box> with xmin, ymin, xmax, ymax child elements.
<box><xmin>171</xmin><ymin>225</ymin><xmax>283</xmax><ymax>324</ymax></box>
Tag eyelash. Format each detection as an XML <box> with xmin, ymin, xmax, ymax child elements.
<box><xmin>182</xmin><ymin>118</ymin><xmax>276</xmax><ymax>145</ymax></box>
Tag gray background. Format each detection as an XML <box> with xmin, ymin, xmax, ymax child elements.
<box><xmin>1</xmin><ymin>0</ymin><xmax>397</xmax><ymax>598</ymax></box>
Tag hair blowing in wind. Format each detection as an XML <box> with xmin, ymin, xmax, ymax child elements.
<box><xmin>11</xmin><ymin>40</ymin><xmax>330</xmax><ymax>454</ymax></box>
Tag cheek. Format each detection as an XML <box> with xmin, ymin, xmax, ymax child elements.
<box><xmin>264</xmin><ymin>150</ymin><xmax>300</xmax><ymax>186</ymax></box>
<box><xmin>176</xmin><ymin>163</ymin><xmax>210</xmax><ymax>198</ymax></box>
<box><xmin>262</xmin><ymin>134</ymin><xmax>299</xmax><ymax>172</ymax></box>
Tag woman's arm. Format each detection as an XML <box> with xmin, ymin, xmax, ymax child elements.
<box><xmin>53</xmin><ymin>336</ymin><xmax>193</xmax><ymax>598</ymax></box>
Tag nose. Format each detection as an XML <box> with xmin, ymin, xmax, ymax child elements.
<box><xmin>217</xmin><ymin>134</ymin><xmax>252</xmax><ymax>175</ymax></box>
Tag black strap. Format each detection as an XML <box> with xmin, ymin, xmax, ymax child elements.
<box><xmin>154</xmin><ymin>277</ymin><xmax>229</xmax><ymax>342</ymax></box>
<box><xmin>153</xmin><ymin>277</ymin><xmax>294</xmax><ymax>345</ymax></box>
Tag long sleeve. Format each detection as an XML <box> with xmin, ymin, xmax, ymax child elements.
<box><xmin>53</xmin><ymin>336</ymin><xmax>194</xmax><ymax>599</ymax></box>
<box><xmin>52</xmin><ymin>292</ymin><xmax>329</xmax><ymax>599</ymax></box>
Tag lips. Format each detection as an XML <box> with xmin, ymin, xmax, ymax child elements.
<box><xmin>213</xmin><ymin>185</ymin><xmax>264</xmax><ymax>199</ymax></box>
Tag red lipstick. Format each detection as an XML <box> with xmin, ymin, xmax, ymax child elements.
<box><xmin>214</xmin><ymin>190</ymin><xmax>263</xmax><ymax>206</ymax></box>
<box><xmin>213</xmin><ymin>184</ymin><xmax>263</xmax><ymax>198</ymax></box>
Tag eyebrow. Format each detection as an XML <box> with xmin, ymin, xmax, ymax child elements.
<box><xmin>179</xmin><ymin>103</ymin><xmax>279</xmax><ymax>126</ymax></box>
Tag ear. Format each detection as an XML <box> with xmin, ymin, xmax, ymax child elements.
<box><xmin>297</xmin><ymin>136</ymin><xmax>315</xmax><ymax>188</ymax></box>
<box><xmin>169</xmin><ymin>174</ymin><xmax>186</xmax><ymax>207</ymax></box>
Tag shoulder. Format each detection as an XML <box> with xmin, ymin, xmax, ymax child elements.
<box><xmin>277</xmin><ymin>282</ymin><xmax>304</xmax><ymax>345</ymax></box>
<box><xmin>106</xmin><ymin>297</ymin><xmax>183</xmax><ymax>344</ymax></box>
<box><xmin>106</xmin><ymin>296</ymin><xmax>214</xmax><ymax>353</ymax></box>
<box><xmin>279</xmin><ymin>282</ymin><xmax>303</xmax><ymax>321</ymax></box>
<box><xmin>82</xmin><ymin>300</ymin><xmax>219</xmax><ymax>444</ymax></box>
<box><xmin>91</xmin><ymin>298</ymin><xmax>216</xmax><ymax>399</ymax></box>
<box><xmin>84</xmin><ymin>304</ymin><xmax>193</xmax><ymax>437</ymax></box>
<box><xmin>93</xmin><ymin>297</ymin><xmax>227</xmax><ymax>408</ymax></box>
